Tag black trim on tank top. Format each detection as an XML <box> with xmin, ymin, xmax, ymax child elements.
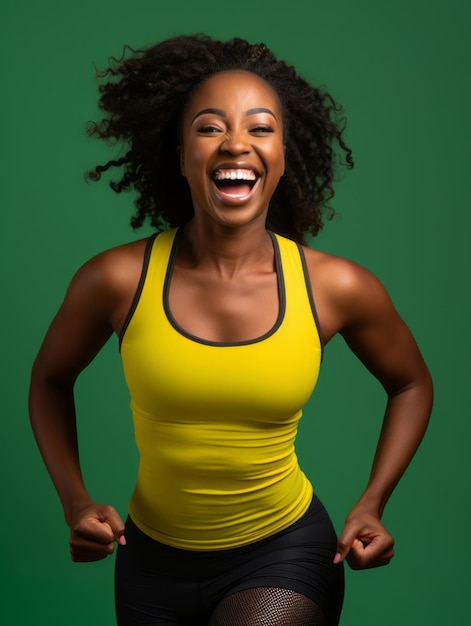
<box><xmin>118</xmin><ymin>232</ymin><xmax>158</xmax><ymax>350</ymax></box>
<box><xmin>163</xmin><ymin>229</ymin><xmax>286</xmax><ymax>347</ymax></box>
<box><xmin>296</xmin><ymin>243</ymin><xmax>325</xmax><ymax>358</ymax></box>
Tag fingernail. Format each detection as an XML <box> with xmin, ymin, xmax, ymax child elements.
<box><xmin>119</xmin><ymin>535</ymin><xmax>127</xmax><ymax>546</ymax></box>
<box><xmin>333</xmin><ymin>552</ymin><xmax>342</xmax><ymax>564</ymax></box>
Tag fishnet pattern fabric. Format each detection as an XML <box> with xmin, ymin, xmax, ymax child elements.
<box><xmin>208</xmin><ymin>586</ymin><xmax>328</xmax><ymax>626</ymax></box>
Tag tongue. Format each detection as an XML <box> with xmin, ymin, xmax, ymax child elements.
<box><xmin>218</xmin><ymin>182</ymin><xmax>253</xmax><ymax>198</ymax></box>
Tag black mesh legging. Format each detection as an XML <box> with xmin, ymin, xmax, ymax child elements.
<box><xmin>208</xmin><ymin>586</ymin><xmax>331</xmax><ymax>625</ymax></box>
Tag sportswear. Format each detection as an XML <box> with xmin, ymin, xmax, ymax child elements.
<box><xmin>119</xmin><ymin>227</ymin><xmax>323</xmax><ymax>550</ymax></box>
<box><xmin>115</xmin><ymin>496</ymin><xmax>344</xmax><ymax>626</ymax></box>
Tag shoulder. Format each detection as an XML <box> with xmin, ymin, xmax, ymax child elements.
<box><xmin>301</xmin><ymin>245</ymin><xmax>396</xmax><ymax>336</ymax></box>
<box><xmin>72</xmin><ymin>237</ymin><xmax>151</xmax><ymax>290</ymax></box>
<box><xmin>63</xmin><ymin>236</ymin><xmax>153</xmax><ymax>315</ymax></box>
<box><xmin>302</xmin><ymin>245</ymin><xmax>388</xmax><ymax>297</ymax></box>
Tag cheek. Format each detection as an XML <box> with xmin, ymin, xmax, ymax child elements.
<box><xmin>180</xmin><ymin>147</ymin><xmax>212</xmax><ymax>196</ymax></box>
<box><xmin>182</xmin><ymin>140</ymin><xmax>210</xmax><ymax>176</ymax></box>
<box><xmin>269</xmin><ymin>143</ymin><xmax>286</xmax><ymax>179</ymax></box>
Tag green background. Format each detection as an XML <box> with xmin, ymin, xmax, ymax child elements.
<box><xmin>2</xmin><ymin>0</ymin><xmax>469</xmax><ymax>623</ymax></box>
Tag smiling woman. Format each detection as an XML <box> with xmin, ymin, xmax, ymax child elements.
<box><xmin>85</xmin><ymin>35</ymin><xmax>353</xmax><ymax>243</ymax></box>
<box><xmin>29</xmin><ymin>34</ymin><xmax>433</xmax><ymax>626</ymax></box>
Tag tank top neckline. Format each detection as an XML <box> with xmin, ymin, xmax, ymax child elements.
<box><xmin>163</xmin><ymin>228</ymin><xmax>287</xmax><ymax>348</ymax></box>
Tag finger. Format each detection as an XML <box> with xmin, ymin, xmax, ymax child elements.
<box><xmin>69</xmin><ymin>534</ymin><xmax>116</xmax><ymax>562</ymax></box>
<box><xmin>100</xmin><ymin>505</ymin><xmax>126</xmax><ymax>544</ymax></box>
<box><xmin>345</xmin><ymin>538</ymin><xmax>372</xmax><ymax>569</ymax></box>
<box><xmin>334</xmin><ymin>523</ymin><xmax>363</xmax><ymax>563</ymax></box>
<box><xmin>347</xmin><ymin>535</ymin><xmax>395</xmax><ymax>569</ymax></box>
<box><xmin>70</xmin><ymin>545</ymin><xmax>115</xmax><ymax>562</ymax></box>
<box><xmin>73</xmin><ymin>517</ymin><xmax>116</xmax><ymax>544</ymax></box>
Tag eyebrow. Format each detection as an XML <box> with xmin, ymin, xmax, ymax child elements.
<box><xmin>192</xmin><ymin>107</ymin><xmax>277</xmax><ymax>123</ymax></box>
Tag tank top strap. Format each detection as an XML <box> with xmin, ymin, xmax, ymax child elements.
<box><xmin>119</xmin><ymin>228</ymin><xmax>177</xmax><ymax>348</ymax></box>
<box><xmin>273</xmin><ymin>233</ymin><xmax>324</xmax><ymax>356</ymax></box>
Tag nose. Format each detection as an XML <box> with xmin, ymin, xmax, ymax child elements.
<box><xmin>220</xmin><ymin>130</ymin><xmax>251</xmax><ymax>155</ymax></box>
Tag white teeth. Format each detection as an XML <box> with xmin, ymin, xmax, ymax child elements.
<box><xmin>213</xmin><ymin>169</ymin><xmax>257</xmax><ymax>181</ymax></box>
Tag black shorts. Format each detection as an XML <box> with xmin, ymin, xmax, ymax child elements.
<box><xmin>115</xmin><ymin>495</ymin><xmax>344</xmax><ymax>625</ymax></box>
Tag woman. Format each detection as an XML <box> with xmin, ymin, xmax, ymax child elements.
<box><xmin>29</xmin><ymin>35</ymin><xmax>433</xmax><ymax>625</ymax></box>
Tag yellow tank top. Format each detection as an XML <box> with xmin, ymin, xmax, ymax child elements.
<box><xmin>120</xmin><ymin>228</ymin><xmax>323</xmax><ymax>550</ymax></box>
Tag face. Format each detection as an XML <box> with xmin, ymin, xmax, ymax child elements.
<box><xmin>179</xmin><ymin>70</ymin><xmax>285</xmax><ymax>230</ymax></box>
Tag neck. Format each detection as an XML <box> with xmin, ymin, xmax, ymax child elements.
<box><xmin>178</xmin><ymin>218</ymin><xmax>274</xmax><ymax>279</ymax></box>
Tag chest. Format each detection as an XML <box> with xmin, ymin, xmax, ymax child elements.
<box><xmin>168</xmin><ymin>266</ymin><xmax>280</xmax><ymax>344</ymax></box>
<box><xmin>119</xmin><ymin>229</ymin><xmax>323</xmax><ymax>417</ymax></box>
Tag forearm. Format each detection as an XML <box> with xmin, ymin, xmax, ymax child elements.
<box><xmin>355</xmin><ymin>368</ymin><xmax>433</xmax><ymax>517</ymax></box>
<box><xmin>29</xmin><ymin>372</ymin><xmax>93</xmax><ymax>525</ymax></box>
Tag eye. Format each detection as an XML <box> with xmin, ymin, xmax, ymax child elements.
<box><xmin>197</xmin><ymin>125</ymin><xmax>223</xmax><ymax>134</ymax></box>
<box><xmin>250</xmin><ymin>125</ymin><xmax>275</xmax><ymax>135</ymax></box>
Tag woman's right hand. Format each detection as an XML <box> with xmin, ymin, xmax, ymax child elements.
<box><xmin>68</xmin><ymin>502</ymin><xmax>126</xmax><ymax>562</ymax></box>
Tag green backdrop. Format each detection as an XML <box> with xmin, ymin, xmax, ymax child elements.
<box><xmin>2</xmin><ymin>0</ymin><xmax>469</xmax><ymax>624</ymax></box>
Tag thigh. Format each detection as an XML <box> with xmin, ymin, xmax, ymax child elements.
<box><xmin>205</xmin><ymin>496</ymin><xmax>344</xmax><ymax>626</ymax></box>
<box><xmin>209</xmin><ymin>587</ymin><xmax>328</xmax><ymax>626</ymax></box>
<box><xmin>114</xmin><ymin>518</ymin><xmax>208</xmax><ymax>626</ymax></box>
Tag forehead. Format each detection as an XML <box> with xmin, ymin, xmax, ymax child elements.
<box><xmin>186</xmin><ymin>70</ymin><xmax>282</xmax><ymax>115</ymax></box>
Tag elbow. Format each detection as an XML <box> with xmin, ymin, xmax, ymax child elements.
<box><xmin>28</xmin><ymin>360</ymin><xmax>75</xmax><ymax>423</ymax></box>
<box><xmin>387</xmin><ymin>362</ymin><xmax>434</xmax><ymax>412</ymax></box>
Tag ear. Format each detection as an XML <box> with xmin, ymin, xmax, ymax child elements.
<box><xmin>177</xmin><ymin>145</ymin><xmax>186</xmax><ymax>177</ymax></box>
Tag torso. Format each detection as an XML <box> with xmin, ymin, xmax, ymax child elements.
<box><xmin>118</xmin><ymin>228</ymin><xmax>322</xmax><ymax>549</ymax></box>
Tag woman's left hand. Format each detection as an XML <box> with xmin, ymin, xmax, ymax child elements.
<box><xmin>334</xmin><ymin>506</ymin><xmax>395</xmax><ymax>569</ymax></box>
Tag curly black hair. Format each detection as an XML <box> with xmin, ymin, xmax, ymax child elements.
<box><xmin>86</xmin><ymin>34</ymin><xmax>353</xmax><ymax>244</ymax></box>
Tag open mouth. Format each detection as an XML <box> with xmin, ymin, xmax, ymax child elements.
<box><xmin>212</xmin><ymin>168</ymin><xmax>259</xmax><ymax>200</ymax></box>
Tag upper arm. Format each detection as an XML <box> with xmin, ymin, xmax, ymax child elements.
<box><xmin>31</xmin><ymin>253</ymin><xmax>122</xmax><ymax>387</ymax></box>
<box><xmin>305</xmin><ymin>248</ymin><xmax>431</xmax><ymax>397</ymax></box>
<box><xmin>338</xmin><ymin>268</ymin><xmax>428</xmax><ymax>396</ymax></box>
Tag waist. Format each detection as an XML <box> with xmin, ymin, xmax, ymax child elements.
<box><xmin>128</xmin><ymin>463</ymin><xmax>313</xmax><ymax>550</ymax></box>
